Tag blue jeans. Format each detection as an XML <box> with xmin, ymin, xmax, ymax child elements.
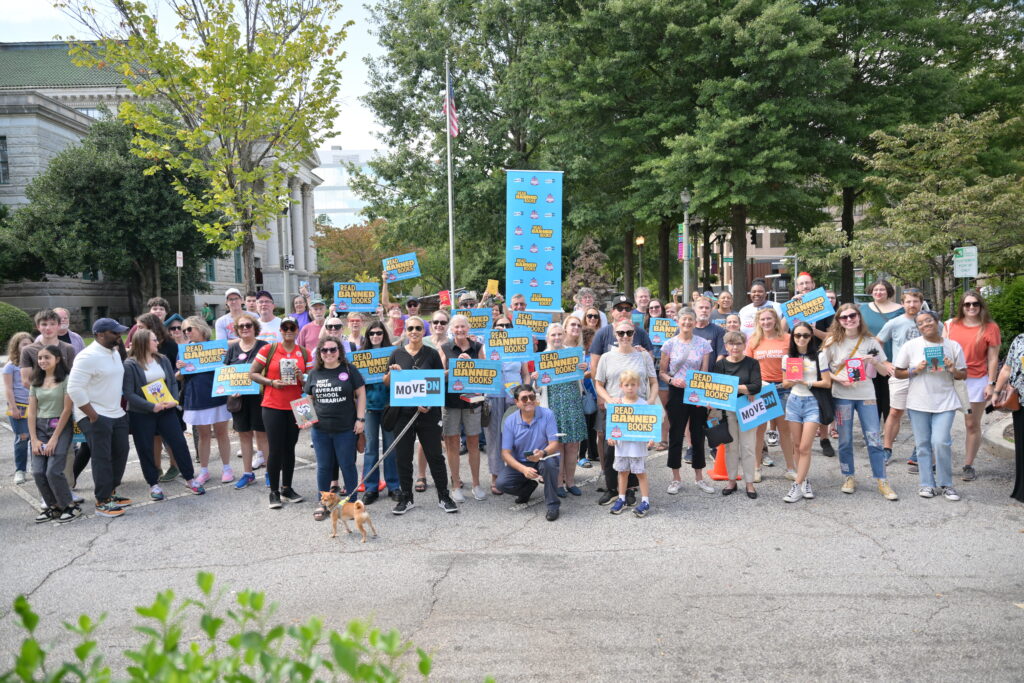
<box><xmin>362</xmin><ymin>408</ymin><xmax>399</xmax><ymax>491</ymax></box>
<box><xmin>834</xmin><ymin>398</ymin><xmax>887</xmax><ymax>479</ymax></box>
<box><xmin>907</xmin><ymin>409</ymin><xmax>956</xmax><ymax>488</ymax></box>
<box><xmin>9</xmin><ymin>415</ymin><xmax>29</xmax><ymax>472</ymax></box>
<box><xmin>311</xmin><ymin>428</ymin><xmax>358</xmax><ymax>495</ymax></box>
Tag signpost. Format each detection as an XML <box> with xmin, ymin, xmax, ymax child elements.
<box><xmin>175</xmin><ymin>250</ymin><xmax>183</xmax><ymax>315</ymax></box>
<box><xmin>953</xmin><ymin>246</ymin><xmax>978</xmax><ymax>278</ymax></box>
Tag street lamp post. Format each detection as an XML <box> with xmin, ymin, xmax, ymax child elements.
<box><xmin>635</xmin><ymin>235</ymin><xmax>645</xmax><ymax>286</ymax></box>
<box><xmin>680</xmin><ymin>189</ymin><xmax>691</xmax><ymax>301</ymax></box>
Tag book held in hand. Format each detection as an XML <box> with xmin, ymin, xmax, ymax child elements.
<box><xmin>784</xmin><ymin>358</ymin><xmax>804</xmax><ymax>382</ymax></box>
<box><xmin>279</xmin><ymin>358</ymin><xmax>299</xmax><ymax>385</ymax></box>
<box><xmin>290</xmin><ymin>395</ymin><xmax>318</xmax><ymax>429</ymax></box>
<box><xmin>142</xmin><ymin>379</ymin><xmax>178</xmax><ymax>405</ymax></box>
<box><xmin>924</xmin><ymin>345</ymin><xmax>946</xmax><ymax>372</ymax></box>
<box><xmin>845</xmin><ymin>358</ymin><xmax>867</xmax><ymax>383</ymax></box>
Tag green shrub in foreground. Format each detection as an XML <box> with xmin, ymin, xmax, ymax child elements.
<box><xmin>0</xmin><ymin>301</ymin><xmax>34</xmax><ymax>352</ymax></box>
<box><xmin>1</xmin><ymin>572</ymin><xmax>433</xmax><ymax>682</ymax></box>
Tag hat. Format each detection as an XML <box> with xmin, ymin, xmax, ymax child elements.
<box><xmin>256</xmin><ymin>290</ymin><xmax>274</xmax><ymax>301</ymax></box>
<box><xmin>610</xmin><ymin>294</ymin><xmax>634</xmax><ymax>308</ymax></box>
<box><xmin>165</xmin><ymin>313</ymin><xmax>184</xmax><ymax>325</ymax></box>
<box><xmin>92</xmin><ymin>318</ymin><xmax>129</xmax><ymax>334</ymax></box>
<box><xmin>406</xmin><ymin>297</ymin><xmax>420</xmax><ymax>306</ymax></box>
<box><xmin>309</xmin><ymin>297</ymin><xmax>326</xmax><ymax>307</ymax></box>
<box><xmin>225</xmin><ymin>287</ymin><xmax>242</xmax><ymax>299</ymax></box>
<box><xmin>458</xmin><ymin>291</ymin><xmax>478</xmax><ymax>304</ymax></box>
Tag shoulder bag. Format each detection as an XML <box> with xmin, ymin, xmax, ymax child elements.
<box><xmin>705</xmin><ymin>410</ymin><xmax>733</xmax><ymax>448</ymax></box>
<box><xmin>810</xmin><ymin>354</ymin><xmax>835</xmax><ymax>425</ymax></box>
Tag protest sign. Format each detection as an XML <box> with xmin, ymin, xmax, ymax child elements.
<box><xmin>389</xmin><ymin>370</ymin><xmax>445</xmax><ymax>407</ymax></box>
<box><xmin>453</xmin><ymin>308</ymin><xmax>494</xmax><ymax>336</ymax></box>
<box><xmin>382</xmin><ymin>252</ymin><xmax>421</xmax><ymax>282</ymax></box>
<box><xmin>211</xmin><ymin>365</ymin><xmax>261</xmax><ymax>396</ymax></box>
<box><xmin>178</xmin><ymin>341</ymin><xmax>228</xmax><ymax>374</ymax></box>
<box><xmin>736</xmin><ymin>384</ymin><xmax>785</xmax><ymax>432</ymax></box>
<box><xmin>333</xmin><ymin>282</ymin><xmax>380</xmax><ymax>313</ymax></box>
<box><xmin>534</xmin><ymin>347</ymin><xmax>585</xmax><ymax>386</ymax></box>
<box><xmin>682</xmin><ymin>370</ymin><xmax>739</xmax><ymax>411</ymax></box>
<box><xmin>346</xmin><ymin>347</ymin><xmax>392</xmax><ymax>385</ymax></box>
<box><xmin>783</xmin><ymin>287</ymin><xmax>835</xmax><ymax>325</ymax></box>
<box><xmin>505</xmin><ymin>170</ymin><xmax>563</xmax><ymax>312</ymax></box>
<box><xmin>605</xmin><ymin>403</ymin><xmax>663</xmax><ymax>442</ymax></box>
<box><xmin>648</xmin><ymin>318</ymin><xmax>679</xmax><ymax>346</ymax></box>
<box><xmin>512</xmin><ymin>311</ymin><xmax>553</xmax><ymax>337</ymax></box>
<box><xmin>449</xmin><ymin>359</ymin><xmax>503</xmax><ymax>395</ymax></box>
<box><xmin>486</xmin><ymin>329</ymin><xmax>534</xmax><ymax>362</ymax></box>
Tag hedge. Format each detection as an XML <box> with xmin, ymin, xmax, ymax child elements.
<box><xmin>0</xmin><ymin>301</ymin><xmax>34</xmax><ymax>353</ymax></box>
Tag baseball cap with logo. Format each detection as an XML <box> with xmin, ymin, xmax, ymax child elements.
<box><xmin>92</xmin><ymin>318</ymin><xmax>129</xmax><ymax>334</ymax></box>
<box><xmin>610</xmin><ymin>294</ymin><xmax>634</xmax><ymax>309</ymax></box>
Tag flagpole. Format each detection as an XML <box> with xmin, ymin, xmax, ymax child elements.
<box><xmin>445</xmin><ymin>55</ymin><xmax>456</xmax><ymax>300</ymax></box>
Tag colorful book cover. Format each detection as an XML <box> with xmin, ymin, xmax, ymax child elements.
<box><xmin>278</xmin><ymin>358</ymin><xmax>299</xmax><ymax>385</ymax></box>
<box><xmin>784</xmin><ymin>358</ymin><xmax>804</xmax><ymax>382</ymax></box>
<box><xmin>924</xmin><ymin>345</ymin><xmax>946</xmax><ymax>372</ymax></box>
<box><xmin>290</xmin><ymin>396</ymin><xmax>318</xmax><ymax>429</ymax></box>
<box><xmin>845</xmin><ymin>358</ymin><xmax>866</xmax><ymax>382</ymax></box>
<box><xmin>142</xmin><ymin>379</ymin><xmax>177</xmax><ymax>405</ymax></box>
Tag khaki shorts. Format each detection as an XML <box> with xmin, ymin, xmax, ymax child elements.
<box><xmin>442</xmin><ymin>406</ymin><xmax>482</xmax><ymax>436</ymax></box>
<box><xmin>888</xmin><ymin>376</ymin><xmax>909</xmax><ymax>411</ymax></box>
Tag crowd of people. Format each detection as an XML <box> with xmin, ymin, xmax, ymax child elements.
<box><xmin>4</xmin><ymin>273</ymin><xmax>1023</xmax><ymax>526</ymax></box>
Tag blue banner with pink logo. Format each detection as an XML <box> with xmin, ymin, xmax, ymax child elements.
<box><xmin>505</xmin><ymin>170</ymin><xmax>563</xmax><ymax>312</ymax></box>
<box><xmin>605</xmin><ymin>403</ymin><xmax>664</xmax><ymax>442</ymax></box>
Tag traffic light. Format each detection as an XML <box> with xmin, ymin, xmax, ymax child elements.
<box><xmin>750</xmin><ymin>229</ymin><xmax>757</xmax><ymax>246</ymax></box>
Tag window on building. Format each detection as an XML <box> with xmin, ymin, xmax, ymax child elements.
<box><xmin>0</xmin><ymin>137</ymin><xmax>9</xmax><ymax>185</ymax></box>
<box><xmin>769</xmin><ymin>232</ymin><xmax>786</xmax><ymax>248</ymax></box>
<box><xmin>233</xmin><ymin>248</ymin><xmax>243</xmax><ymax>283</ymax></box>
<box><xmin>81</xmin><ymin>307</ymin><xmax>93</xmax><ymax>329</ymax></box>
<box><xmin>74</xmin><ymin>108</ymin><xmax>104</xmax><ymax>119</ymax></box>
<box><xmin>206</xmin><ymin>259</ymin><xmax>216</xmax><ymax>281</ymax></box>
<box><xmin>97</xmin><ymin>306</ymin><xmax>108</xmax><ymax>320</ymax></box>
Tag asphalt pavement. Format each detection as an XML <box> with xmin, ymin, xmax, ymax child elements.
<box><xmin>1</xmin><ymin>413</ymin><xmax>1022</xmax><ymax>681</ymax></box>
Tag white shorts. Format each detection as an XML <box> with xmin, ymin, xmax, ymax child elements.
<box><xmin>965</xmin><ymin>376</ymin><xmax>989</xmax><ymax>403</ymax></box>
<box><xmin>888</xmin><ymin>377</ymin><xmax>909</xmax><ymax>411</ymax></box>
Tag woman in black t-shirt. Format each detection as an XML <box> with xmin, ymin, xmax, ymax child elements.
<box><xmin>385</xmin><ymin>317</ymin><xmax>457</xmax><ymax>515</ymax></box>
<box><xmin>713</xmin><ymin>331</ymin><xmax>763</xmax><ymax>498</ymax></box>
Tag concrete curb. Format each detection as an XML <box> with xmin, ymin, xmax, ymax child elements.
<box><xmin>983</xmin><ymin>412</ymin><xmax>1014</xmax><ymax>459</ymax></box>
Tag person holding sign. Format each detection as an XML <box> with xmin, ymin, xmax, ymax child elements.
<box><xmin>224</xmin><ymin>316</ymin><xmax>269</xmax><ymax>489</ymax></box>
<box><xmin>713</xmin><ymin>332</ymin><xmax>763</xmax><ymax>497</ymax></box>
<box><xmin>606</xmin><ymin>370</ymin><xmax>654</xmax><ymax>517</ymax></box>
<box><xmin>124</xmin><ymin>330</ymin><xmax>204</xmax><ymax>501</ymax></box>
<box><xmin>176</xmin><ymin>318</ymin><xmax>233</xmax><ymax>486</ymax></box>
<box><xmin>385</xmin><ymin>316</ymin><xmax>458</xmax><ymax>515</ymax></box>
<box><xmin>745</xmin><ymin>308</ymin><xmax>795</xmax><ymax>482</ymax></box>
<box><xmin>484</xmin><ymin>316</ymin><xmax>531</xmax><ymax>496</ymax></box>
<box><xmin>534</xmin><ymin>323</ymin><xmax>587</xmax><ymax>497</ymax></box>
<box><xmin>876</xmin><ymin>289</ymin><xmax>925</xmax><ymax>468</ymax></box>
<box><xmin>359</xmin><ymin>321</ymin><xmax>400</xmax><ymax>504</ymax></box>
<box><xmin>497</xmin><ymin>384</ymin><xmax>562</xmax><ymax>522</ymax></box>
<box><xmin>779</xmin><ymin>322</ymin><xmax>832</xmax><ymax>503</ymax></box>
<box><xmin>859</xmin><ymin>280</ymin><xmax>903</xmax><ymax>422</ymax></box>
<box><xmin>821</xmin><ymin>304</ymin><xmax>897</xmax><ymax>500</ymax></box>
<box><xmin>440</xmin><ymin>315</ymin><xmax>487</xmax><ymax>503</ymax></box>
<box><xmin>893</xmin><ymin>311</ymin><xmax>967</xmax><ymax>501</ymax></box>
<box><xmin>659</xmin><ymin>307</ymin><xmax>716</xmax><ymax>495</ymax></box>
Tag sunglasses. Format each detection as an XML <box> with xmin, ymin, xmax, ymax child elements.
<box><xmin>517</xmin><ymin>394</ymin><xmax>537</xmax><ymax>402</ymax></box>
<box><xmin>236</xmin><ymin>323</ymin><xmax>254</xmax><ymax>330</ymax></box>
<box><xmin>183</xmin><ymin>327</ymin><xmax>193</xmax><ymax>333</ymax></box>
<box><xmin>407</xmin><ymin>302</ymin><xmax>419</xmax><ymax>307</ymax></box>
<box><xmin>406</xmin><ymin>325</ymin><xmax>423</xmax><ymax>332</ymax></box>
<box><xmin>325</xmin><ymin>324</ymin><xmax>344</xmax><ymax>330</ymax></box>
<box><xmin>586</xmin><ymin>314</ymin><xmax>600</xmax><ymax>319</ymax></box>
<box><xmin>963</xmin><ymin>301</ymin><xmax>981</xmax><ymax>308</ymax></box>
<box><xmin>320</xmin><ymin>346</ymin><xmax>340</xmax><ymax>354</ymax></box>
<box><xmin>793</xmin><ymin>333</ymin><xmax>812</xmax><ymax>339</ymax></box>
<box><xmin>838</xmin><ymin>313</ymin><xmax>859</xmax><ymax>321</ymax></box>
<box><xmin>432</xmin><ymin>320</ymin><xmax>448</xmax><ymax>325</ymax></box>
<box><xmin>616</xmin><ymin>330</ymin><xmax>635</xmax><ymax>337</ymax></box>
<box><xmin>281</xmin><ymin>326</ymin><xmax>298</xmax><ymax>332</ymax></box>
<box><xmin>168</xmin><ymin>326</ymin><xmax>182</xmax><ymax>332</ymax></box>
<box><xmin>369</xmin><ymin>330</ymin><xmax>384</xmax><ymax>336</ymax></box>
<box><xmin>614</xmin><ymin>306</ymin><xmax>631</xmax><ymax>312</ymax></box>
<box><xmin>495</xmin><ymin>323</ymin><xmax>512</xmax><ymax>329</ymax></box>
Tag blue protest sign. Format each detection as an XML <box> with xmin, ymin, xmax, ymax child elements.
<box><xmin>736</xmin><ymin>384</ymin><xmax>785</xmax><ymax>432</ymax></box>
<box><xmin>505</xmin><ymin>170</ymin><xmax>563</xmax><ymax>312</ymax></box>
<box><xmin>382</xmin><ymin>252</ymin><xmax>421</xmax><ymax>283</ymax></box>
<box><xmin>178</xmin><ymin>341</ymin><xmax>228</xmax><ymax>374</ymax></box>
<box><xmin>333</xmin><ymin>282</ymin><xmax>380</xmax><ymax>313</ymax></box>
<box><xmin>486</xmin><ymin>329</ymin><xmax>534</xmax><ymax>362</ymax></box>
<box><xmin>346</xmin><ymin>347</ymin><xmax>392</xmax><ymax>385</ymax></box>
<box><xmin>605</xmin><ymin>403</ymin><xmax>663</xmax><ymax>442</ymax></box>
<box><xmin>449</xmin><ymin>359</ymin><xmax>503</xmax><ymax>395</ymax></box>
<box><xmin>648</xmin><ymin>318</ymin><xmax>679</xmax><ymax>346</ymax></box>
<box><xmin>453</xmin><ymin>308</ymin><xmax>494</xmax><ymax>337</ymax></box>
<box><xmin>631</xmin><ymin>312</ymin><xmax>645</xmax><ymax>327</ymax></box>
<box><xmin>782</xmin><ymin>287</ymin><xmax>835</xmax><ymax>325</ymax></box>
<box><xmin>389</xmin><ymin>370</ymin><xmax>445</xmax><ymax>407</ymax></box>
<box><xmin>682</xmin><ymin>370</ymin><xmax>739</xmax><ymax>411</ymax></box>
<box><xmin>512</xmin><ymin>311</ymin><xmax>553</xmax><ymax>338</ymax></box>
<box><xmin>535</xmin><ymin>347</ymin><xmax>585</xmax><ymax>386</ymax></box>
<box><xmin>211</xmin><ymin>365</ymin><xmax>261</xmax><ymax>397</ymax></box>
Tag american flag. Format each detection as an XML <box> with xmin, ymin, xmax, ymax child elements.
<box><xmin>443</xmin><ymin>71</ymin><xmax>459</xmax><ymax>138</ymax></box>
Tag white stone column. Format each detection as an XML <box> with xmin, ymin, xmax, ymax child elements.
<box><xmin>289</xmin><ymin>179</ymin><xmax>305</xmax><ymax>273</ymax></box>
<box><xmin>302</xmin><ymin>183</ymin><xmax>316</xmax><ymax>276</ymax></box>
<box><xmin>266</xmin><ymin>215</ymin><xmax>279</xmax><ymax>267</ymax></box>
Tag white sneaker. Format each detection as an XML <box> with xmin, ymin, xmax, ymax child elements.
<box><xmin>695</xmin><ymin>479</ymin><xmax>715</xmax><ymax>494</ymax></box>
<box><xmin>71</xmin><ymin>492</ymin><xmax>84</xmax><ymax>504</ymax></box>
<box><xmin>221</xmin><ymin>465</ymin><xmax>235</xmax><ymax>483</ymax></box>
<box><xmin>762</xmin><ymin>454</ymin><xmax>775</xmax><ymax>467</ymax></box>
<box><xmin>754</xmin><ymin>468</ymin><xmax>763</xmax><ymax>483</ymax></box>
<box><xmin>252</xmin><ymin>451</ymin><xmax>265</xmax><ymax>469</ymax></box>
<box><xmin>801</xmin><ymin>480</ymin><xmax>815</xmax><ymax>499</ymax></box>
<box><xmin>667</xmin><ymin>480</ymin><xmax>682</xmax><ymax>495</ymax></box>
<box><xmin>785</xmin><ymin>469</ymin><xmax>797</xmax><ymax>481</ymax></box>
<box><xmin>472</xmin><ymin>485</ymin><xmax>487</xmax><ymax>501</ymax></box>
<box><xmin>14</xmin><ymin>471</ymin><xmax>26</xmax><ymax>485</ymax></box>
<box><xmin>235</xmin><ymin>449</ymin><xmax>242</xmax><ymax>460</ymax></box>
<box><xmin>765</xmin><ymin>429</ymin><xmax>779</xmax><ymax>446</ymax></box>
<box><xmin>450</xmin><ymin>486</ymin><xmax>465</xmax><ymax>503</ymax></box>
<box><xmin>918</xmin><ymin>486</ymin><xmax>936</xmax><ymax>498</ymax></box>
<box><xmin>783</xmin><ymin>482</ymin><xmax>802</xmax><ymax>503</ymax></box>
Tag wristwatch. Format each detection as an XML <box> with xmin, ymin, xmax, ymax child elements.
<box><xmin>355</xmin><ymin>417</ymin><xmax>365</xmax><ymax>422</ymax></box>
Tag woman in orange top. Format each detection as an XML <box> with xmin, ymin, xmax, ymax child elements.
<box><xmin>745</xmin><ymin>308</ymin><xmax>794</xmax><ymax>481</ymax></box>
<box><xmin>945</xmin><ymin>290</ymin><xmax>1001</xmax><ymax>481</ymax></box>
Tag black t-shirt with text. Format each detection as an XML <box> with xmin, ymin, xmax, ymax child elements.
<box><xmin>303</xmin><ymin>365</ymin><xmax>365</xmax><ymax>433</ymax></box>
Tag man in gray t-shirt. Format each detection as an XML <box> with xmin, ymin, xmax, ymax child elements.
<box><xmin>876</xmin><ymin>290</ymin><xmax>924</xmax><ymax>463</ymax></box>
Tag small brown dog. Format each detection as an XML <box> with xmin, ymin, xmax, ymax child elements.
<box><xmin>321</xmin><ymin>491</ymin><xmax>377</xmax><ymax>543</ymax></box>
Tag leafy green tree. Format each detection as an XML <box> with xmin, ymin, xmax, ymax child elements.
<box><xmin>63</xmin><ymin>0</ymin><xmax>349</xmax><ymax>292</ymax></box>
<box><xmin>6</xmin><ymin>118</ymin><xmax>222</xmax><ymax>311</ymax></box>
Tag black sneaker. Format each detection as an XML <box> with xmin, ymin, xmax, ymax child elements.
<box><xmin>268</xmin><ymin>491</ymin><xmax>282</xmax><ymax>509</ymax></box>
<box><xmin>279</xmin><ymin>487</ymin><xmax>304</xmax><ymax>504</ymax></box>
<box><xmin>362</xmin><ymin>490</ymin><xmax>380</xmax><ymax>505</ymax></box>
<box><xmin>513</xmin><ymin>493</ymin><xmax>532</xmax><ymax>505</ymax></box>
<box><xmin>908</xmin><ymin>460</ymin><xmax>919</xmax><ymax>474</ymax></box>
<box><xmin>820</xmin><ymin>439</ymin><xmax>836</xmax><ymax>457</ymax></box>
<box><xmin>393</xmin><ymin>496</ymin><xmax>414</xmax><ymax>515</ymax></box>
<box><xmin>35</xmin><ymin>508</ymin><xmax>56</xmax><ymax>524</ymax></box>
<box><xmin>439</xmin><ymin>496</ymin><xmax>459</xmax><ymax>513</ymax></box>
<box><xmin>625</xmin><ymin>488</ymin><xmax>637</xmax><ymax>507</ymax></box>
<box><xmin>58</xmin><ymin>506</ymin><xmax>82</xmax><ymax>524</ymax></box>
<box><xmin>598</xmin><ymin>490</ymin><xmax>617</xmax><ymax>506</ymax></box>
<box><xmin>961</xmin><ymin>465</ymin><xmax>977</xmax><ymax>481</ymax></box>
<box><xmin>110</xmin><ymin>492</ymin><xmax>132</xmax><ymax>506</ymax></box>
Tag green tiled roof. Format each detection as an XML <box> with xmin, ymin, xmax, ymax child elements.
<box><xmin>0</xmin><ymin>42</ymin><xmax>127</xmax><ymax>89</ymax></box>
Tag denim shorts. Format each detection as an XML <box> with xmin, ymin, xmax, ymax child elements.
<box><xmin>785</xmin><ymin>393</ymin><xmax>820</xmax><ymax>424</ymax></box>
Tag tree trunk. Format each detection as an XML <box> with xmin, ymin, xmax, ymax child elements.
<box><xmin>702</xmin><ymin>227</ymin><xmax>712</xmax><ymax>292</ymax></box>
<box><xmin>242</xmin><ymin>227</ymin><xmax>257</xmax><ymax>294</ymax></box>
<box><xmin>840</xmin><ymin>186</ymin><xmax>856</xmax><ymax>303</ymax></box>
<box><xmin>623</xmin><ymin>229</ymin><xmax>634</xmax><ymax>296</ymax></box>
<box><xmin>658</xmin><ymin>219</ymin><xmax>671</xmax><ymax>302</ymax></box>
<box><xmin>154</xmin><ymin>261</ymin><xmax>161</xmax><ymax>298</ymax></box>
<box><xmin>730</xmin><ymin>204</ymin><xmax>749</xmax><ymax>308</ymax></box>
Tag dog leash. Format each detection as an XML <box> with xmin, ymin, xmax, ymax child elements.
<box><xmin>346</xmin><ymin>410</ymin><xmax>420</xmax><ymax>503</ymax></box>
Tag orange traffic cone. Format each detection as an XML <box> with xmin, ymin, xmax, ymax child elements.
<box><xmin>707</xmin><ymin>444</ymin><xmax>740</xmax><ymax>481</ymax></box>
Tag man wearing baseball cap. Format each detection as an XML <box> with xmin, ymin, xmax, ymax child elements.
<box><xmin>215</xmin><ymin>287</ymin><xmax>258</xmax><ymax>341</ymax></box>
<box><xmin>67</xmin><ymin>318</ymin><xmax>132</xmax><ymax>517</ymax></box>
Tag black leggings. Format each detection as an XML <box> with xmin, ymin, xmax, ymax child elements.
<box><xmin>872</xmin><ymin>374</ymin><xmax>890</xmax><ymax>422</ymax></box>
<box><xmin>393</xmin><ymin>408</ymin><xmax>448</xmax><ymax>502</ymax></box>
<box><xmin>578</xmin><ymin>412</ymin><xmax>597</xmax><ymax>461</ymax></box>
<box><xmin>263</xmin><ymin>407</ymin><xmax>299</xmax><ymax>492</ymax></box>
<box><xmin>73</xmin><ymin>442</ymin><xmax>91</xmax><ymax>481</ymax></box>
<box><xmin>667</xmin><ymin>386</ymin><xmax>707</xmax><ymax>470</ymax></box>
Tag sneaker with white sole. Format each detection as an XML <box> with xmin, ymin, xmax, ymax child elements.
<box><xmin>877</xmin><ymin>479</ymin><xmax>898</xmax><ymax>501</ymax></box>
<box><xmin>785</xmin><ymin>469</ymin><xmax>797</xmax><ymax>481</ymax></box>
<box><xmin>57</xmin><ymin>506</ymin><xmax>82</xmax><ymax>523</ymax></box>
<box><xmin>196</xmin><ymin>470</ymin><xmax>211</xmax><ymax>485</ymax></box>
<box><xmin>918</xmin><ymin>486</ymin><xmax>935</xmax><ymax>498</ymax></box>
<box><xmin>252</xmin><ymin>451</ymin><xmax>266</xmax><ymax>469</ymax></box>
<box><xmin>841</xmin><ymin>476</ymin><xmax>856</xmax><ymax>494</ymax></box>
<box><xmin>943</xmin><ymin>486</ymin><xmax>961</xmax><ymax>501</ymax></box>
<box><xmin>610</xmin><ymin>497</ymin><xmax>626</xmax><ymax>515</ymax></box>
<box><xmin>450</xmin><ymin>486</ymin><xmax>466</xmax><ymax>503</ymax></box>
<box><xmin>234</xmin><ymin>472</ymin><xmax>255</xmax><ymax>489</ymax></box>
<box><xmin>667</xmin><ymin>480</ymin><xmax>682</xmax><ymax>495</ymax></box>
<box><xmin>783</xmin><ymin>483</ymin><xmax>802</xmax><ymax>503</ymax></box>
<box><xmin>439</xmin><ymin>496</ymin><xmax>459</xmax><ymax>513</ymax></box>
<box><xmin>14</xmin><ymin>470</ymin><xmax>26</xmax><ymax>485</ymax></box>
<box><xmin>221</xmin><ymin>465</ymin><xmax>234</xmax><ymax>483</ymax></box>
<box><xmin>765</xmin><ymin>429</ymin><xmax>779</xmax><ymax>446</ymax></box>
<box><xmin>762</xmin><ymin>454</ymin><xmax>775</xmax><ymax>467</ymax></box>
<box><xmin>695</xmin><ymin>479</ymin><xmax>714</xmax><ymax>494</ymax></box>
<box><xmin>471</xmin><ymin>485</ymin><xmax>487</xmax><ymax>501</ymax></box>
<box><xmin>801</xmin><ymin>480</ymin><xmax>814</xmax><ymax>499</ymax></box>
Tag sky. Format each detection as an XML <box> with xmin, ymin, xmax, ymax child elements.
<box><xmin>0</xmin><ymin>0</ymin><xmax>384</xmax><ymax>152</ymax></box>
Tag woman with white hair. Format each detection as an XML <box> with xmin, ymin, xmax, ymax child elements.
<box><xmin>439</xmin><ymin>314</ymin><xmax>487</xmax><ymax>502</ymax></box>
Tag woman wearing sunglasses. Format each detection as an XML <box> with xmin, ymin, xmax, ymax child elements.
<box><xmin>944</xmin><ymin>290</ymin><xmax>1001</xmax><ymax>482</ymax></box>
<box><xmin>582</xmin><ymin>306</ymin><xmax>604</xmax><ymax>332</ymax></box>
<box><xmin>424</xmin><ymin>310</ymin><xmax>451</xmax><ymax>349</ymax></box>
<box><xmin>644</xmin><ymin>299</ymin><xmax>670</xmax><ymax>450</ymax></box>
<box><xmin>176</xmin><ymin>317</ymin><xmax>233</xmax><ymax>486</ymax></box>
<box><xmin>821</xmin><ymin>304</ymin><xmax>897</xmax><ymax>500</ymax></box>
<box><xmin>534</xmin><ymin>322</ymin><xmax>588</xmax><ymax>497</ymax></box>
<box><xmin>859</xmin><ymin>279</ymin><xmax>904</xmax><ymax>423</ymax></box>
<box><xmin>344</xmin><ymin>312</ymin><xmax>365</xmax><ymax>351</ymax></box>
<box><xmin>745</xmin><ymin>307</ymin><xmax>795</xmax><ymax>481</ymax></box>
<box><xmin>440</xmin><ymin>314</ymin><xmax>487</xmax><ymax>503</ymax></box>
<box><xmin>224</xmin><ymin>315</ymin><xmax>269</xmax><ymax>488</ymax></box>
<box><xmin>319</xmin><ymin>317</ymin><xmax>348</xmax><ymax>351</ymax></box>
<box><xmin>484</xmin><ymin>316</ymin><xmax>530</xmax><ymax>495</ymax></box>
<box><xmin>780</xmin><ymin>321</ymin><xmax>831</xmax><ymax>503</ymax></box>
<box><xmin>358</xmin><ymin>321</ymin><xmax>400</xmax><ymax>504</ymax></box>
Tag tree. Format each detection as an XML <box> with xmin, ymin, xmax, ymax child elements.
<box><xmin>0</xmin><ymin>205</ymin><xmax>46</xmax><ymax>284</ymax></box>
<box><xmin>312</xmin><ymin>218</ymin><xmax>434</xmax><ymax>292</ymax></box>
<box><xmin>5</xmin><ymin>118</ymin><xmax>222</xmax><ymax>311</ymax></box>
<box><xmin>850</xmin><ymin>112</ymin><xmax>1024</xmax><ymax>315</ymax></box>
<box><xmin>63</xmin><ymin>0</ymin><xmax>349</xmax><ymax>292</ymax></box>
<box><xmin>562</xmin><ymin>235</ymin><xmax>614</xmax><ymax>307</ymax></box>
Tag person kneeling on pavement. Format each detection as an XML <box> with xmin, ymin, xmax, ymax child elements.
<box><xmin>498</xmin><ymin>384</ymin><xmax>562</xmax><ymax>521</ymax></box>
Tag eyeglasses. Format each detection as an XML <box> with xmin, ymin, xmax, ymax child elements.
<box><xmin>462</xmin><ymin>302</ymin><xmax>477</xmax><ymax>307</ymax></box>
<box><xmin>614</xmin><ymin>306</ymin><xmax>631</xmax><ymax>312</ymax></box>
<box><xmin>432</xmin><ymin>320</ymin><xmax>448</xmax><ymax>325</ymax></box>
<box><xmin>517</xmin><ymin>394</ymin><xmax>537</xmax><ymax>402</ymax></box>
<box><xmin>406</xmin><ymin>325</ymin><xmax>423</xmax><ymax>331</ymax></box>
<box><xmin>325</xmin><ymin>324</ymin><xmax>343</xmax><ymax>330</ymax></box>
<box><xmin>321</xmin><ymin>347</ymin><xmax>340</xmax><ymax>354</ymax></box>
<box><xmin>793</xmin><ymin>333</ymin><xmax>812</xmax><ymax>339</ymax></box>
<box><xmin>495</xmin><ymin>323</ymin><xmax>512</xmax><ymax>329</ymax></box>
<box><xmin>838</xmin><ymin>313</ymin><xmax>859</xmax><ymax>321</ymax></box>
<box><xmin>616</xmin><ymin>330</ymin><xmax>634</xmax><ymax>338</ymax></box>
<box><xmin>407</xmin><ymin>302</ymin><xmax>419</xmax><ymax>307</ymax></box>
<box><xmin>963</xmin><ymin>301</ymin><xmax>981</xmax><ymax>308</ymax></box>
<box><xmin>281</xmin><ymin>326</ymin><xmax>298</xmax><ymax>332</ymax></box>
<box><xmin>586</xmin><ymin>314</ymin><xmax>600</xmax><ymax>319</ymax></box>
<box><xmin>168</xmin><ymin>326</ymin><xmax>182</xmax><ymax>332</ymax></box>
<box><xmin>183</xmin><ymin>327</ymin><xmax>193</xmax><ymax>333</ymax></box>
<box><xmin>236</xmin><ymin>323</ymin><xmax>254</xmax><ymax>330</ymax></box>
<box><xmin>369</xmin><ymin>330</ymin><xmax>384</xmax><ymax>336</ymax></box>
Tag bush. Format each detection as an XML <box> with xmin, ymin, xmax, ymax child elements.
<box><xmin>0</xmin><ymin>301</ymin><xmax>34</xmax><ymax>352</ymax></box>
<box><xmin>986</xmin><ymin>276</ymin><xmax>1024</xmax><ymax>357</ymax></box>
<box><xmin>2</xmin><ymin>572</ymin><xmax>437</xmax><ymax>682</ymax></box>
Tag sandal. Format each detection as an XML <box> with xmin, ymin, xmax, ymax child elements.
<box><xmin>313</xmin><ymin>505</ymin><xmax>327</xmax><ymax>522</ymax></box>
<box><xmin>577</xmin><ymin>458</ymin><xmax>592</xmax><ymax>469</ymax></box>
<box><xmin>490</xmin><ymin>485</ymin><xmax>503</xmax><ymax>496</ymax></box>
<box><xmin>414</xmin><ymin>477</ymin><xmax>427</xmax><ymax>493</ymax></box>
